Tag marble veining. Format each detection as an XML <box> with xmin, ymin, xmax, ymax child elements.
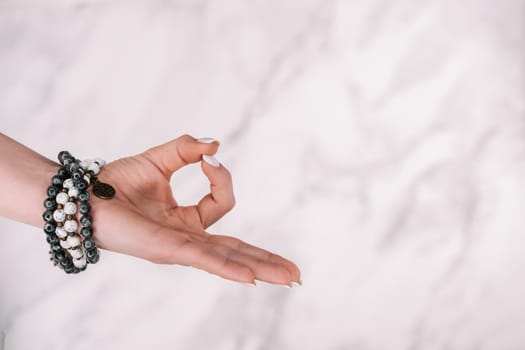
<box><xmin>1</xmin><ymin>0</ymin><xmax>524</xmax><ymax>349</ymax></box>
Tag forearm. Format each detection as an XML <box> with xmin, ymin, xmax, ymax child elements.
<box><xmin>0</xmin><ymin>133</ymin><xmax>59</xmax><ymax>228</ymax></box>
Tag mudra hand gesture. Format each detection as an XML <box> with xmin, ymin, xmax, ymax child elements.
<box><xmin>85</xmin><ymin>135</ymin><xmax>301</xmax><ymax>286</ymax></box>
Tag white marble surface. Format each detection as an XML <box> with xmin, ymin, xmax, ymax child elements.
<box><xmin>1</xmin><ymin>0</ymin><xmax>525</xmax><ymax>349</ymax></box>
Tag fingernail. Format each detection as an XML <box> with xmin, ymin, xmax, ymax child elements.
<box><xmin>279</xmin><ymin>283</ymin><xmax>292</xmax><ymax>289</ymax></box>
<box><xmin>291</xmin><ymin>281</ymin><xmax>302</xmax><ymax>287</ymax></box>
<box><xmin>197</xmin><ymin>137</ymin><xmax>219</xmax><ymax>144</ymax></box>
<box><xmin>202</xmin><ymin>154</ymin><xmax>220</xmax><ymax>167</ymax></box>
<box><xmin>243</xmin><ymin>281</ymin><xmax>256</xmax><ymax>287</ymax></box>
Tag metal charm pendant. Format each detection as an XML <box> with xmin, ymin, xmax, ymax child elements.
<box><xmin>93</xmin><ymin>180</ymin><xmax>116</xmax><ymax>200</ymax></box>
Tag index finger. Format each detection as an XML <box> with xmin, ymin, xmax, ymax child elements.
<box><xmin>141</xmin><ymin>135</ymin><xmax>220</xmax><ymax>178</ymax></box>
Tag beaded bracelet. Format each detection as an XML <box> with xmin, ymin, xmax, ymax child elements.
<box><xmin>42</xmin><ymin>151</ymin><xmax>115</xmax><ymax>274</ymax></box>
<box><xmin>43</xmin><ymin>166</ymin><xmax>81</xmax><ymax>273</ymax></box>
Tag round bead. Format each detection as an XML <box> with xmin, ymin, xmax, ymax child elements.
<box><xmin>57</xmin><ymin>208</ymin><xmax>68</xmax><ymax>218</ymax></box>
<box><xmin>63</xmin><ymin>158</ymin><xmax>73</xmax><ymax>167</ymax></box>
<box><xmin>56</xmin><ymin>192</ymin><xmax>69</xmax><ymax>205</ymax></box>
<box><xmin>83</xmin><ymin>175</ymin><xmax>91</xmax><ymax>185</ymax></box>
<box><xmin>47</xmin><ymin>186</ymin><xmax>59</xmax><ymax>198</ymax></box>
<box><xmin>87</xmin><ymin>162</ymin><xmax>100</xmax><ymax>175</ymax></box>
<box><xmin>63</xmin><ymin>178</ymin><xmax>74</xmax><ymax>189</ymax></box>
<box><xmin>58</xmin><ymin>151</ymin><xmax>71</xmax><ymax>163</ymax></box>
<box><xmin>44</xmin><ymin>198</ymin><xmax>56</xmax><ymax>209</ymax></box>
<box><xmin>67</xmin><ymin>235</ymin><xmax>81</xmax><ymax>248</ymax></box>
<box><xmin>83</xmin><ymin>239</ymin><xmax>95</xmax><ymax>250</ymax></box>
<box><xmin>57</xmin><ymin>167</ymin><xmax>68</xmax><ymax>178</ymax></box>
<box><xmin>52</xmin><ymin>209</ymin><xmax>66</xmax><ymax>222</ymax></box>
<box><xmin>93</xmin><ymin>158</ymin><xmax>106</xmax><ymax>167</ymax></box>
<box><xmin>80</xmin><ymin>215</ymin><xmax>93</xmax><ymax>227</ymax></box>
<box><xmin>68</xmin><ymin>187</ymin><xmax>79</xmax><ymax>198</ymax></box>
<box><xmin>79</xmin><ymin>159</ymin><xmax>90</xmax><ymax>169</ymax></box>
<box><xmin>46</xmin><ymin>234</ymin><xmax>59</xmax><ymax>245</ymax></box>
<box><xmin>75</xmin><ymin>179</ymin><xmax>88</xmax><ymax>190</ymax></box>
<box><xmin>79</xmin><ymin>202</ymin><xmax>91</xmax><ymax>214</ymax></box>
<box><xmin>78</xmin><ymin>191</ymin><xmax>90</xmax><ymax>202</ymax></box>
<box><xmin>88</xmin><ymin>252</ymin><xmax>100</xmax><ymax>264</ymax></box>
<box><xmin>51</xmin><ymin>244</ymin><xmax>62</xmax><ymax>252</ymax></box>
<box><xmin>69</xmin><ymin>248</ymin><xmax>83</xmax><ymax>259</ymax></box>
<box><xmin>80</xmin><ymin>227</ymin><xmax>92</xmax><ymax>239</ymax></box>
<box><xmin>42</xmin><ymin>210</ymin><xmax>54</xmax><ymax>222</ymax></box>
<box><xmin>63</xmin><ymin>202</ymin><xmax>77</xmax><ymax>215</ymax></box>
<box><xmin>60</xmin><ymin>239</ymin><xmax>71</xmax><ymax>249</ymax></box>
<box><xmin>43</xmin><ymin>222</ymin><xmax>56</xmax><ymax>234</ymax></box>
<box><xmin>72</xmin><ymin>170</ymin><xmax>83</xmax><ymax>181</ymax></box>
<box><xmin>54</xmin><ymin>251</ymin><xmax>66</xmax><ymax>261</ymax></box>
<box><xmin>51</xmin><ymin>175</ymin><xmax>64</xmax><ymax>186</ymax></box>
<box><xmin>86</xmin><ymin>249</ymin><xmax>98</xmax><ymax>259</ymax></box>
<box><xmin>64</xmin><ymin>220</ymin><xmax>78</xmax><ymax>233</ymax></box>
<box><xmin>55</xmin><ymin>227</ymin><xmax>68</xmax><ymax>238</ymax></box>
<box><xmin>73</xmin><ymin>256</ymin><xmax>87</xmax><ymax>269</ymax></box>
<box><xmin>68</xmin><ymin>162</ymin><xmax>80</xmax><ymax>174</ymax></box>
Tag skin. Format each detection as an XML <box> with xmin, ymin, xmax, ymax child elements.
<box><xmin>0</xmin><ymin>133</ymin><xmax>301</xmax><ymax>286</ymax></box>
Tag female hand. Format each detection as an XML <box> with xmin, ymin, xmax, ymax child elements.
<box><xmin>90</xmin><ymin>135</ymin><xmax>301</xmax><ymax>286</ymax></box>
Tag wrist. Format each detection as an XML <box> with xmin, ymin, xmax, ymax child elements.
<box><xmin>0</xmin><ymin>137</ymin><xmax>60</xmax><ymax>227</ymax></box>
<box><xmin>19</xmin><ymin>160</ymin><xmax>60</xmax><ymax>228</ymax></box>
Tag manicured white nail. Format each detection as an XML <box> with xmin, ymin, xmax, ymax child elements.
<box><xmin>291</xmin><ymin>281</ymin><xmax>302</xmax><ymax>287</ymax></box>
<box><xmin>243</xmin><ymin>281</ymin><xmax>256</xmax><ymax>287</ymax></box>
<box><xmin>279</xmin><ymin>283</ymin><xmax>292</xmax><ymax>289</ymax></box>
<box><xmin>197</xmin><ymin>137</ymin><xmax>218</xmax><ymax>144</ymax></box>
<box><xmin>202</xmin><ymin>154</ymin><xmax>220</xmax><ymax>167</ymax></box>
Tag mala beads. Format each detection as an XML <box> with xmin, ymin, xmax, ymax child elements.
<box><xmin>42</xmin><ymin>151</ymin><xmax>115</xmax><ymax>274</ymax></box>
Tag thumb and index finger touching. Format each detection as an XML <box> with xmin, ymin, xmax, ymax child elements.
<box><xmin>143</xmin><ymin>134</ymin><xmax>235</xmax><ymax>228</ymax></box>
<box><xmin>137</xmin><ymin>135</ymin><xmax>302</xmax><ymax>286</ymax></box>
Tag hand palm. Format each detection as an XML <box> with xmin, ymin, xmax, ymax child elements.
<box><xmin>89</xmin><ymin>135</ymin><xmax>301</xmax><ymax>286</ymax></box>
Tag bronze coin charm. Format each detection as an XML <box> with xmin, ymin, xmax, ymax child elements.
<box><xmin>93</xmin><ymin>180</ymin><xmax>116</xmax><ymax>199</ymax></box>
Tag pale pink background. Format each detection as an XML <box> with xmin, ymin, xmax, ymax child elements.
<box><xmin>1</xmin><ymin>0</ymin><xmax>524</xmax><ymax>349</ymax></box>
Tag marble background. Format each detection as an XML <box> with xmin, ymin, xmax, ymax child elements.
<box><xmin>1</xmin><ymin>0</ymin><xmax>525</xmax><ymax>349</ymax></box>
